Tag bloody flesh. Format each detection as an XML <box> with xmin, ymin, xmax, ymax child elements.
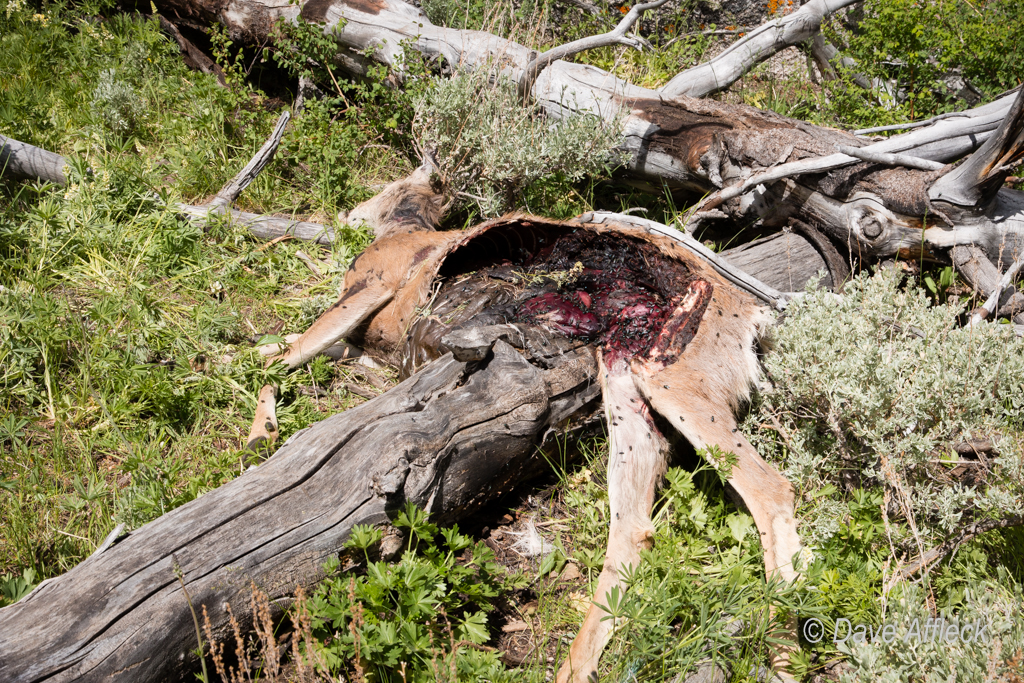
<box><xmin>512</xmin><ymin>231</ymin><xmax>712</xmax><ymax>366</ymax></box>
<box><xmin>401</xmin><ymin>227</ymin><xmax>713</xmax><ymax>376</ymax></box>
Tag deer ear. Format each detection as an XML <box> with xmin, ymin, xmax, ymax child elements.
<box><xmin>337</xmin><ymin>210</ymin><xmax>349</xmax><ymax>223</ymax></box>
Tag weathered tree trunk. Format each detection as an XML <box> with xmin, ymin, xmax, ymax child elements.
<box><xmin>144</xmin><ymin>0</ymin><xmax>1024</xmax><ymax>271</ymax></box>
<box><xmin>0</xmin><ymin>343</ymin><xmax>600</xmax><ymax>683</ymax></box>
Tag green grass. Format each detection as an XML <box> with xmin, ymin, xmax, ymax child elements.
<box><xmin>0</xmin><ymin>1</ymin><xmax>396</xmax><ymax>580</ymax></box>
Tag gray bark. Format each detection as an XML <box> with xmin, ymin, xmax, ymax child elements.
<box><xmin>0</xmin><ymin>342</ymin><xmax>600</xmax><ymax>683</ymax></box>
<box><xmin>929</xmin><ymin>87</ymin><xmax>1024</xmax><ymax>207</ymax></box>
<box><xmin>0</xmin><ymin>135</ymin><xmax>67</xmax><ymax>184</ymax></box>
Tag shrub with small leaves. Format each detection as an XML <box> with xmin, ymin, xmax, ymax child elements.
<box><xmin>837</xmin><ymin>576</ymin><xmax>1024</xmax><ymax>683</ymax></box>
<box><xmin>413</xmin><ymin>68</ymin><xmax>624</xmax><ymax>216</ymax></box>
<box><xmin>743</xmin><ymin>270</ymin><xmax>1024</xmax><ymax>557</ymax></box>
<box><xmin>91</xmin><ymin>68</ymin><xmax>143</xmax><ymax>135</ymax></box>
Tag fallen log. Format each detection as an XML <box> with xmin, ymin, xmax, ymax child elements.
<box><xmin>0</xmin><ymin>342</ymin><xmax>600</xmax><ymax>683</ymax></box>
<box><xmin>0</xmin><ymin>134</ymin><xmax>68</xmax><ymax>184</ymax></box>
<box><xmin>142</xmin><ymin>0</ymin><xmax>1024</xmax><ymax>272</ymax></box>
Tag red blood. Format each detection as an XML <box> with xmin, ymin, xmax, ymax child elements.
<box><xmin>517</xmin><ymin>291</ymin><xmax>602</xmax><ymax>337</ymax></box>
<box><xmin>511</xmin><ymin>232</ymin><xmax>711</xmax><ymax>363</ymax></box>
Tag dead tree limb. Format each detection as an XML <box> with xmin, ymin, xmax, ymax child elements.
<box><xmin>157</xmin><ymin>15</ymin><xmax>227</xmax><ymax>86</ymax></box>
<box><xmin>14</xmin><ymin>0</ymin><xmax>1024</xmax><ymax>283</ymax></box>
<box><xmin>900</xmin><ymin>514</ymin><xmax>1024</xmax><ymax>578</ymax></box>
<box><xmin>834</xmin><ymin>144</ymin><xmax>945</xmax><ymax>172</ymax></box>
<box><xmin>0</xmin><ymin>343</ymin><xmax>601</xmax><ymax>683</ymax></box>
<box><xmin>0</xmin><ymin>121</ymin><xmax>343</xmax><ymax>246</ymax></box>
<box><xmin>929</xmin><ymin>86</ymin><xmax>1024</xmax><ymax>207</ymax></box>
<box><xmin>968</xmin><ymin>253</ymin><xmax>1024</xmax><ymax>325</ymax></box>
<box><xmin>178</xmin><ymin>204</ymin><xmax>337</xmax><ymax>244</ymax></box>
<box><xmin>0</xmin><ymin>134</ymin><xmax>67</xmax><ymax>184</ymax></box>
<box><xmin>660</xmin><ymin>0</ymin><xmax>861</xmax><ymax>98</ymax></box>
<box><xmin>207</xmin><ymin>111</ymin><xmax>291</xmax><ymax>209</ymax></box>
<box><xmin>519</xmin><ymin>0</ymin><xmax>667</xmax><ymax>98</ymax></box>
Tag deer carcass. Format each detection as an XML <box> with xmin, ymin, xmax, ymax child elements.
<box><xmin>246</xmin><ymin>165</ymin><xmax>802</xmax><ymax>682</ymax></box>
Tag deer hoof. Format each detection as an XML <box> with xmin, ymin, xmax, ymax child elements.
<box><xmin>244</xmin><ymin>434</ymin><xmax>274</xmax><ymax>461</ymax></box>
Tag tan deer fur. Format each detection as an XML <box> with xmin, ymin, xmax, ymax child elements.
<box><xmin>245</xmin><ymin>167</ymin><xmax>802</xmax><ymax>682</ymax></box>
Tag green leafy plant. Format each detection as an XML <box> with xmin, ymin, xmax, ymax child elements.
<box><xmin>413</xmin><ymin>67</ymin><xmax>624</xmax><ymax>217</ymax></box>
<box><xmin>306</xmin><ymin>505</ymin><xmax>520</xmax><ymax>682</ymax></box>
<box><xmin>0</xmin><ymin>567</ymin><xmax>37</xmax><ymax>607</ymax></box>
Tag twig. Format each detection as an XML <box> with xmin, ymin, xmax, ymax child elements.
<box><xmin>294</xmin><ymin>250</ymin><xmax>323</xmax><ymax>276</ymax></box>
<box><xmin>693</xmin><ymin>133</ymin><xmax>951</xmax><ymax>219</ymax></box>
<box><xmin>834</xmin><ymin>144</ymin><xmax>945</xmax><ymax>171</ymax></box>
<box><xmin>520</xmin><ymin>0</ymin><xmax>668</xmax><ymax>97</ymax></box>
<box><xmin>900</xmin><ymin>515</ymin><xmax>1024</xmax><ymax>578</ymax></box>
<box><xmin>208</xmin><ymin>110</ymin><xmax>291</xmax><ymax>209</ymax></box>
<box><xmin>255</xmin><ymin>234</ymin><xmax>295</xmax><ymax>252</ymax></box>
<box><xmin>855</xmin><ymin>112</ymin><xmax>972</xmax><ymax>136</ymax></box>
<box><xmin>345</xmin><ymin>383</ymin><xmax>376</xmax><ymax>399</ymax></box>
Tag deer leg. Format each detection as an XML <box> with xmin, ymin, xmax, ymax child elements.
<box><xmin>634</xmin><ymin>378</ymin><xmax>802</xmax><ymax>675</ymax></box>
<box><xmin>658</xmin><ymin>406</ymin><xmax>800</xmax><ymax>581</ymax></box>
<box><xmin>557</xmin><ymin>356</ymin><xmax>668</xmax><ymax>683</ymax></box>
<box><xmin>245</xmin><ymin>284</ymin><xmax>393</xmax><ymax>452</ymax></box>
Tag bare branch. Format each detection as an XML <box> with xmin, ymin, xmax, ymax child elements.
<box><xmin>855</xmin><ymin>86</ymin><xmax>1021</xmax><ymax>135</ymax></box>
<box><xmin>834</xmin><ymin>144</ymin><xmax>944</xmax><ymax>171</ymax></box>
<box><xmin>693</xmin><ymin>139</ymin><xmax>945</xmax><ymax>218</ymax></box>
<box><xmin>178</xmin><ymin>204</ymin><xmax>336</xmax><ymax>245</ymax></box>
<box><xmin>929</xmin><ymin>86</ymin><xmax>1024</xmax><ymax>207</ymax></box>
<box><xmin>519</xmin><ymin>0</ymin><xmax>667</xmax><ymax>98</ymax></box>
<box><xmin>900</xmin><ymin>514</ymin><xmax>1024</xmax><ymax>578</ymax></box>
<box><xmin>855</xmin><ymin>112</ymin><xmax>971</xmax><ymax>136</ymax></box>
<box><xmin>208</xmin><ymin>110</ymin><xmax>291</xmax><ymax>209</ymax></box>
<box><xmin>660</xmin><ymin>0</ymin><xmax>861</xmax><ymax>99</ymax></box>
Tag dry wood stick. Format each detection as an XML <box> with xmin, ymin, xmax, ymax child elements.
<box><xmin>900</xmin><ymin>514</ymin><xmax>1024</xmax><ymax>578</ymax></box>
<box><xmin>834</xmin><ymin>144</ymin><xmax>945</xmax><ymax>171</ymax></box>
<box><xmin>519</xmin><ymin>0</ymin><xmax>668</xmax><ymax>98</ymax></box>
<box><xmin>207</xmin><ymin>111</ymin><xmax>291</xmax><ymax>209</ymax></box>
<box><xmin>660</xmin><ymin>0</ymin><xmax>860</xmax><ymax>98</ymax></box>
